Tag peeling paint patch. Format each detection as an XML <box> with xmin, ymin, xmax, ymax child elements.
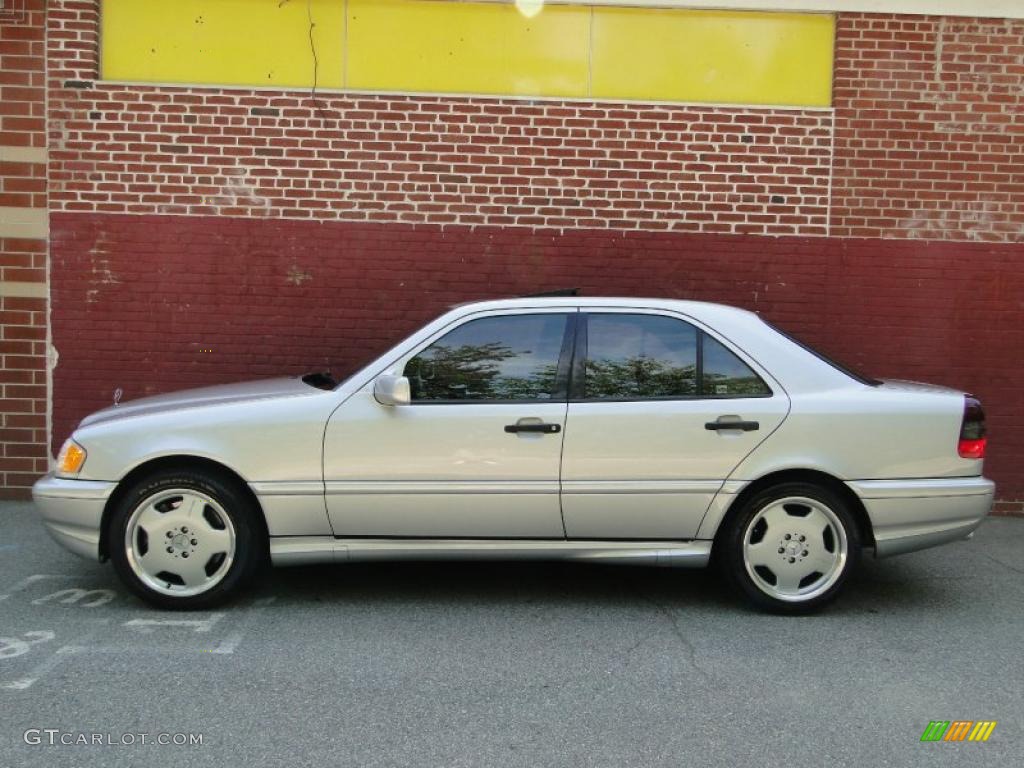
<box><xmin>86</xmin><ymin>231</ymin><xmax>121</xmax><ymax>304</ymax></box>
<box><xmin>201</xmin><ymin>165</ymin><xmax>272</xmax><ymax>215</ymax></box>
<box><xmin>896</xmin><ymin>199</ymin><xmax>1006</xmax><ymax>242</ymax></box>
<box><xmin>286</xmin><ymin>265</ymin><xmax>312</xmax><ymax>285</ymax></box>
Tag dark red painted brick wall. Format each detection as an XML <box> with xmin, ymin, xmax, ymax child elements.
<box><xmin>51</xmin><ymin>212</ymin><xmax>1024</xmax><ymax>498</ymax></box>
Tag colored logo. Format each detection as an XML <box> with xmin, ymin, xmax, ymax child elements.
<box><xmin>920</xmin><ymin>721</ymin><xmax>997</xmax><ymax>742</ymax></box>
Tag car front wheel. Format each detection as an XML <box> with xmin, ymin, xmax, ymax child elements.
<box><xmin>109</xmin><ymin>468</ymin><xmax>265</xmax><ymax>609</ymax></box>
<box><xmin>721</xmin><ymin>482</ymin><xmax>861</xmax><ymax>614</ymax></box>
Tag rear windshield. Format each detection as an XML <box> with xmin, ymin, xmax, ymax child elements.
<box><xmin>762</xmin><ymin>320</ymin><xmax>881</xmax><ymax>387</ymax></box>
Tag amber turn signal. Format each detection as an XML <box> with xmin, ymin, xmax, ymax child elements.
<box><xmin>56</xmin><ymin>439</ymin><xmax>87</xmax><ymax>476</ymax></box>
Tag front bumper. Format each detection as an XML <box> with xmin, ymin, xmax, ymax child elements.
<box><xmin>847</xmin><ymin>476</ymin><xmax>995</xmax><ymax>557</ymax></box>
<box><xmin>32</xmin><ymin>474</ymin><xmax>117</xmax><ymax>561</ymax></box>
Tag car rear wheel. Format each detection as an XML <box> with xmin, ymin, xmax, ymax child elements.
<box><xmin>109</xmin><ymin>468</ymin><xmax>265</xmax><ymax>609</ymax></box>
<box><xmin>721</xmin><ymin>482</ymin><xmax>861</xmax><ymax>614</ymax></box>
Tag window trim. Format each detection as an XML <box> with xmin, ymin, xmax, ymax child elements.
<box><xmin>402</xmin><ymin>310</ymin><xmax>578</xmax><ymax>405</ymax></box>
<box><xmin>570</xmin><ymin>311</ymin><xmax>774</xmax><ymax>403</ymax></box>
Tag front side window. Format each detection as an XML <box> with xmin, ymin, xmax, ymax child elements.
<box><xmin>582</xmin><ymin>313</ymin><xmax>771</xmax><ymax>400</ymax></box>
<box><xmin>404</xmin><ymin>314</ymin><xmax>568</xmax><ymax>402</ymax></box>
<box><xmin>584</xmin><ymin>314</ymin><xmax>698</xmax><ymax>399</ymax></box>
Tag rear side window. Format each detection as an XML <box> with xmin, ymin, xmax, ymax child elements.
<box><xmin>702</xmin><ymin>335</ymin><xmax>771</xmax><ymax>396</ymax></box>
<box><xmin>584</xmin><ymin>314</ymin><xmax>698</xmax><ymax>399</ymax></box>
<box><xmin>404</xmin><ymin>313</ymin><xmax>568</xmax><ymax>402</ymax></box>
<box><xmin>582</xmin><ymin>313</ymin><xmax>770</xmax><ymax>400</ymax></box>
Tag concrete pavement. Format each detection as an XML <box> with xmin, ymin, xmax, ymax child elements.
<box><xmin>0</xmin><ymin>500</ymin><xmax>1021</xmax><ymax>767</ymax></box>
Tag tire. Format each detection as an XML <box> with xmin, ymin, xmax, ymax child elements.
<box><xmin>719</xmin><ymin>481</ymin><xmax>861</xmax><ymax>614</ymax></box>
<box><xmin>108</xmin><ymin>468</ymin><xmax>266</xmax><ymax>610</ymax></box>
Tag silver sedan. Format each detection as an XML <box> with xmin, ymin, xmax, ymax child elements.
<box><xmin>33</xmin><ymin>298</ymin><xmax>994</xmax><ymax>613</ymax></box>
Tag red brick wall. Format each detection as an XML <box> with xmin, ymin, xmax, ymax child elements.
<box><xmin>50</xmin><ymin>213</ymin><xmax>1024</xmax><ymax>500</ymax></box>
<box><xmin>833</xmin><ymin>14</ymin><xmax>1024</xmax><ymax>240</ymax></box>
<box><xmin>46</xmin><ymin>91</ymin><xmax>833</xmax><ymax>236</ymax></box>
<box><xmin>0</xmin><ymin>158</ymin><xmax>45</xmax><ymax>210</ymax></box>
<box><xmin>0</xmin><ymin>1</ymin><xmax>46</xmax><ymax>149</ymax></box>
<box><xmin>1</xmin><ymin>0</ymin><xmax>48</xmax><ymax>498</ymax></box>
<box><xmin>0</xmin><ymin>289</ymin><xmax>47</xmax><ymax>492</ymax></box>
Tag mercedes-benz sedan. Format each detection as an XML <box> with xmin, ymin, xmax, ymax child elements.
<box><xmin>33</xmin><ymin>298</ymin><xmax>994</xmax><ymax>612</ymax></box>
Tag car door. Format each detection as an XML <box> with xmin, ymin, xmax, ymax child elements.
<box><xmin>322</xmin><ymin>309</ymin><xmax>575</xmax><ymax>538</ymax></box>
<box><xmin>561</xmin><ymin>309</ymin><xmax>790</xmax><ymax>540</ymax></box>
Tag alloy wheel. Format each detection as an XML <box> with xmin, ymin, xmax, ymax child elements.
<box><xmin>124</xmin><ymin>489</ymin><xmax>236</xmax><ymax>597</ymax></box>
<box><xmin>741</xmin><ymin>495</ymin><xmax>848</xmax><ymax>603</ymax></box>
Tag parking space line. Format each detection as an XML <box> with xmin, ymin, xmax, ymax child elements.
<box><xmin>56</xmin><ymin>645</ymin><xmax>230</xmax><ymax>656</ymax></box>
<box><xmin>207</xmin><ymin>596</ymin><xmax>277</xmax><ymax>654</ymax></box>
<box><xmin>123</xmin><ymin>612</ymin><xmax>226</xmax><ymax>634</ymax></box>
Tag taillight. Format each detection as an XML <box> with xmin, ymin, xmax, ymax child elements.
<box><xmin>958</xmin><ymin>395</ymin><xmax>987</xmax><ymax>459</ymax></box>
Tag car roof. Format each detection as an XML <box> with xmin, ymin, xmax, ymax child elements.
<box><xmin>451</xmin><ymin>296</ymin><xmax>760</xmax><ymax>320</ymax></box>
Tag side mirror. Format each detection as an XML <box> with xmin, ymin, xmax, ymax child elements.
<box><xmin>373</xmin><ymin>374</ymin><xmax>411</xmax><ymax>406</ymax></box>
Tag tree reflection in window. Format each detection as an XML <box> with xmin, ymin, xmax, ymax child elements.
<box><xmin>585</xmin><ymin>314</ymin><xmax>698</xmax><ymax>399</ymax></box>
<box><xmin>585</xmin><ymin>356</ymin><xmax>697</xmax><ymax>398</ymax></box>
<box><xmin>702</xmin><ymin>334</ymin><xmax>770</xmax><ymax>396</ymax></box>
<box><xmin>404</xmin><ymin>315</ymin><xmax>567</xmax><ymax>401</ymax></box>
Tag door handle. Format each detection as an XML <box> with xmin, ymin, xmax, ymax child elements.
<box><xmin>705</xmin><ymin>418</ymin><xmax>760</xmax><ymax>432</ymax></box>
<box><xmin>504</xmin><ymin>422</ymin><xmax>561</xmax><ymax>434</ymax></box>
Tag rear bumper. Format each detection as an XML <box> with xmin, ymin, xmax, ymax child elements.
<box><xmin>847</xmin><ymin>477</ymin><xmax>995</xmax><ymax>557</ymax></box>
<box><xmin>32</xmin><ymin>474</ymin><xmax>117</xmax><ymax>561</ymax></box>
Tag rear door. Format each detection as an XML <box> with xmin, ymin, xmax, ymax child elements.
<box><xmin>560</xmin><ymin>309</ymin><xmax>789</xmax><ymax>540</ymax></box>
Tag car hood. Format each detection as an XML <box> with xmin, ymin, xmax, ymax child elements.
<box><xmin>78</xmin><ymin>377</ymin><xmax>323</xmax><ymax>428</ymax></box>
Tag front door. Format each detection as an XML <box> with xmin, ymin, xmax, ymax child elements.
<box><xmin>323</xmin><ymin>310</ymin><xmax>575</xmax><ymax>538</ymax></box>
<box><xmin>561</xmin><ymin>310</ymin><xmax>790</xmax><ymax>540</ymax></box>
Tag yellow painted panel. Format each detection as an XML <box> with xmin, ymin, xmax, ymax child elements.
<box><xmin>101</xmin><ymin>0</ymin><xmax>344</xmax><ymax>88</ymax></box>
<box><xmin>591</xmin><ymin>8</ymin><xmax>834</xmax><ymax>107</ymax></box>
<box><xmin>100</xmin><ymin>0</ymin><xmax>833</xmax><ymax>108</ymax></box>
<box><xmin>346</xmin><ymin>0</ymin><xmax>590</xmax><ymax>98</ymax></box>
